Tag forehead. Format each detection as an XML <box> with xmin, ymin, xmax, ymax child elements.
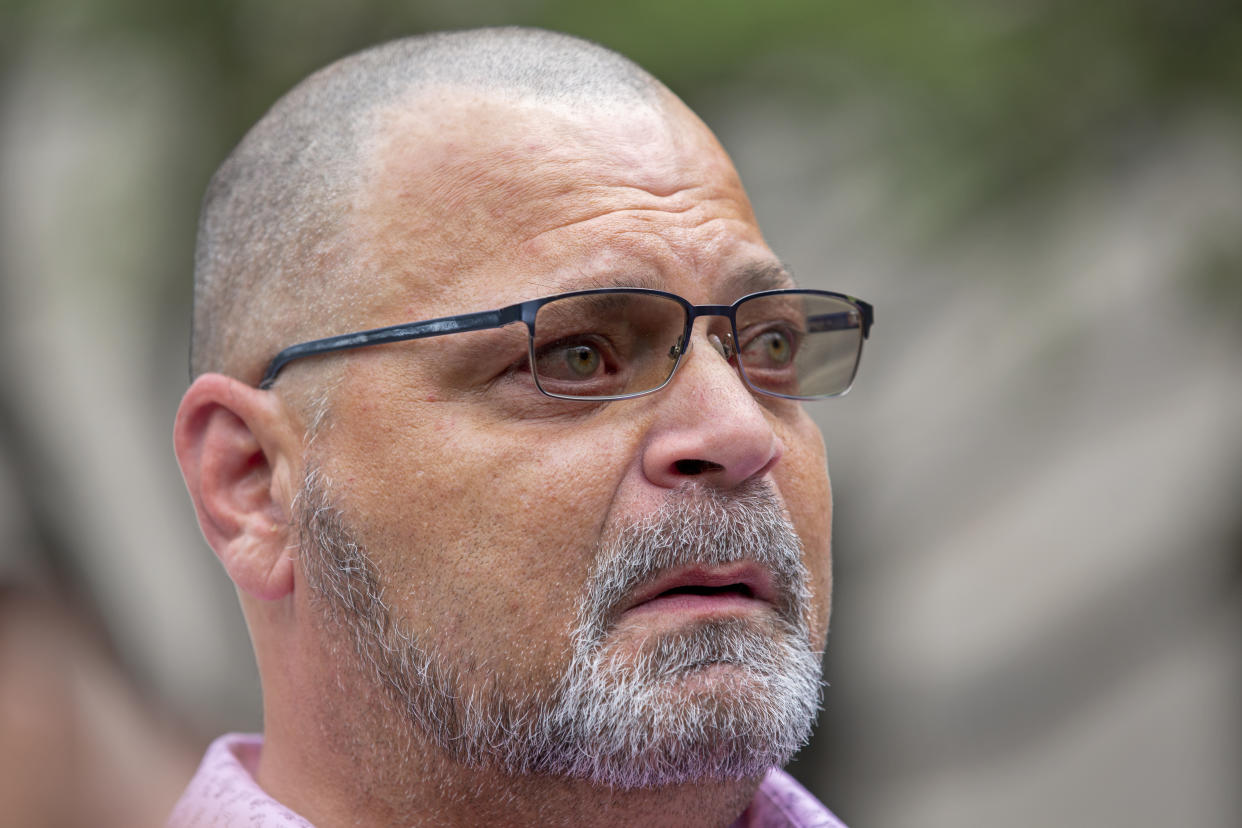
<box><xmin>343</xmin><ymin>88</ymin><xmax>777</xmax><ymax>322</ymax></box>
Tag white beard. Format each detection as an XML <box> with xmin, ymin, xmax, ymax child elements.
<box><xmin>298</xmin><ymin>469</ymin><xmax>824</xmax><ymax>788</ymax></box>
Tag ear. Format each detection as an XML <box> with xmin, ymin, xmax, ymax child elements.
<box><xmin>174</xmin><ymin>373</ymin><xmax>302</xmax><ymax>601</ymax></box>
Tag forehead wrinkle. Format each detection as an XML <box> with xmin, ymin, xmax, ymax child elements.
<box><xmin>602</xmin><ymin>210</ymin><xmax>763</xmax><ymax>273</ymax></box>
<box><xmin>509</xmin><ymin>208</ymin><xmax>771</xmax><ymax>304</ymax></box>
<box><xmin>519</xmin><ymin>195</ymin><xmax>744</xmax><ymax>252</ymax></box>
<box><xmin>423</xmin><ymin>144</ymin><xmax>582</xmax><ymax>222</ymax></box>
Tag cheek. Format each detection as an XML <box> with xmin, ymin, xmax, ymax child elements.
<box><xmin>317</xmin><ymin>391</ymin><xmax>641</xmax><ymax>677</ymax></box>
<box><xmin>774</xmin><ymin>414</ymin><xmax>833</xmax><ymax>638</ymax></box>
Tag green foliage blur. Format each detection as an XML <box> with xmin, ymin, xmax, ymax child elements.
<box><xmin>8</xmin><ymin>0</ymin><xmax>1241</xmax><ymax>223</ymax></box>
<box><xmin>6</xmin><ymin>0</ymin><xmax>1240</xmax><ymax>318</ymax></box>
<box><xmin>2</xmin><ymin>6</ymin><xmax>1238</xmax><ymax>823</ymax></box>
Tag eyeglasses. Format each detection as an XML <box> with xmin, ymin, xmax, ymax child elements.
<box><xmin>259</xmin><ymin>288</ymin><xmax>874</xmax><ymax>401</ymax></box>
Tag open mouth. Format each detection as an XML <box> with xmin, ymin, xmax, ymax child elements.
<box><xmin>655</xmin><ymin>582</ymin><xmax>755</xmax><ymax>600</ymax></box>
<box><xmin>619</xmin><ymin>564</ymin><xmax>775</xmax><ymax>619</ymax></box>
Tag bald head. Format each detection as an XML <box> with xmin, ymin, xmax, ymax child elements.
<box><xmin>192</xmin><ymin>27</ymin><xmax>671</xmax><ymax>382</ymax></box>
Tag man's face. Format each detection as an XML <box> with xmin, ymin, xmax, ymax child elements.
<box><xmin>293</xmin><ymin>91</ymin><xmax>834</xmax><ymax>782</ymax></box>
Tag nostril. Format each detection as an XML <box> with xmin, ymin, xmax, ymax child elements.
<box><xmin>673</xmin><ymin>459</ymin><xmax>725</xmax><ymax>476</ymax></box>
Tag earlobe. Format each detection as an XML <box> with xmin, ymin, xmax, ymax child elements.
<box><xmin>174</xmin><ymin>373</ymin><xmax>300</xmax><ymax>601</ymax></box>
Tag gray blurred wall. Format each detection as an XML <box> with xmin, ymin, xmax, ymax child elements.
<box><xmin>1</xmin><ymin>8</ymin><xmax>1239</xmax><ymax>827</ymax></box>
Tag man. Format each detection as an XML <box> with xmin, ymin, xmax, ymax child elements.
<box><xmin>171</xmin><ymin>26</ymin><xmax>870</xmax><ymax>827</ymax></box>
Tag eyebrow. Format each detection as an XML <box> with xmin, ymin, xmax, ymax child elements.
<box><xmin>537</xmin><ymin>270</ymin><xmax>665</xmax><ymax>293</ymax></box>
<box><xmin>723</xmin><ymin>261</ymin><xmax>796</xmax><ymax>296</ymax></box>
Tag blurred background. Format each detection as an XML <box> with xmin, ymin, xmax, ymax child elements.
<box><xmin>1</xmin><ymin>1</ymin><xmax>1239</xmax><ymax>825</ymax></box>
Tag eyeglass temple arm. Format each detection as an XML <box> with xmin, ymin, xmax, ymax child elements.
<box><xmin>258</xmin><ymin>304</ymin><xmax>524</xmax><ymax>389</ymax></box>
<box><xmin>805</xmin><ymin>300</ymin><xmax>874</xmax><ymax>338</ymax></box>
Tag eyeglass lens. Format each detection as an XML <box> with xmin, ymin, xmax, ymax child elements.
<box><xmin>529</xmin><ymin>291</ymin><xmax>864</xmax><ymax>400</ymax></box>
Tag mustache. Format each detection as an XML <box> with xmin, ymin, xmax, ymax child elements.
<box><xmin>578</xmin><ymin>480</ymin><xmax>810</xmax><ymax>641</ymax></box>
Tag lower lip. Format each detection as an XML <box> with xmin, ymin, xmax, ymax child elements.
<box><xmin>622</xmin><ymin>591</ymin><xmax>768</xmax><ymax>619</ymax></box>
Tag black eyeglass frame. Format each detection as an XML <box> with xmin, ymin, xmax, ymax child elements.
<box><xmin>258</xmin><ymin>287</ymin><xmax>874</xmax><ymax>400</ymax></box>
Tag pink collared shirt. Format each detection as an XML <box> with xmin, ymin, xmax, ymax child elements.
<box><xmin>169</xmin><ymin>733</ymin><xmax>846</xmax><ymax>827</ymax></box>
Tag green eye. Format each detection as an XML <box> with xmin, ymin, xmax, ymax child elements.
<box><xmin>758</xmin><ymin>330</ymin><xmax>793</xmax><ymax>365</ymax></box>
<box><xmin>565</xmin><ymin>344</ymin><xmax>601</xmax><ymax>377</ymax></box>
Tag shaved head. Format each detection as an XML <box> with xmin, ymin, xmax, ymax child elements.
<box><xmin>192</xmin><ymin>27</ymin><xmax>669</xmax><ymax>384</ymax></box>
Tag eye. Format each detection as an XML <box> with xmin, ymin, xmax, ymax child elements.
<box><xmin>533</xmin><ymin>335</ymin><xmax>613</xmax><ymax>383</ymax></box>
<box><xmin>563</xmin><ymin>344</ymin><xmax>601</xmax><ymax>377</ymax></box>
<box><xmin>761</xmin><ymin>330</ymin><xmax>792</xmax><ymax>364</ymax></box>
<box><xmin>745</xmin><ymin>328</ymin><xmax>797</xmax><ymax>367</ymax></box>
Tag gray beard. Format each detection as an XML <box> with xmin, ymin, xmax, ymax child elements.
<box><xmin>297</xmin><ymin>468</ymin><xmax>824</xmax><ymax>789</ymax></box>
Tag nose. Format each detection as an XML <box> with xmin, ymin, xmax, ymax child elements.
<box><xmin>641</xmin><ymin>330</ymin><xmax>784</xmax><ymax>491</ymax></box>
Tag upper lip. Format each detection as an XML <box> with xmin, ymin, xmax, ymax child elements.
<box><xmin>620</xmin><ymin>562</ymin><xmax>778</xmax><ymax>614</ymax></box>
